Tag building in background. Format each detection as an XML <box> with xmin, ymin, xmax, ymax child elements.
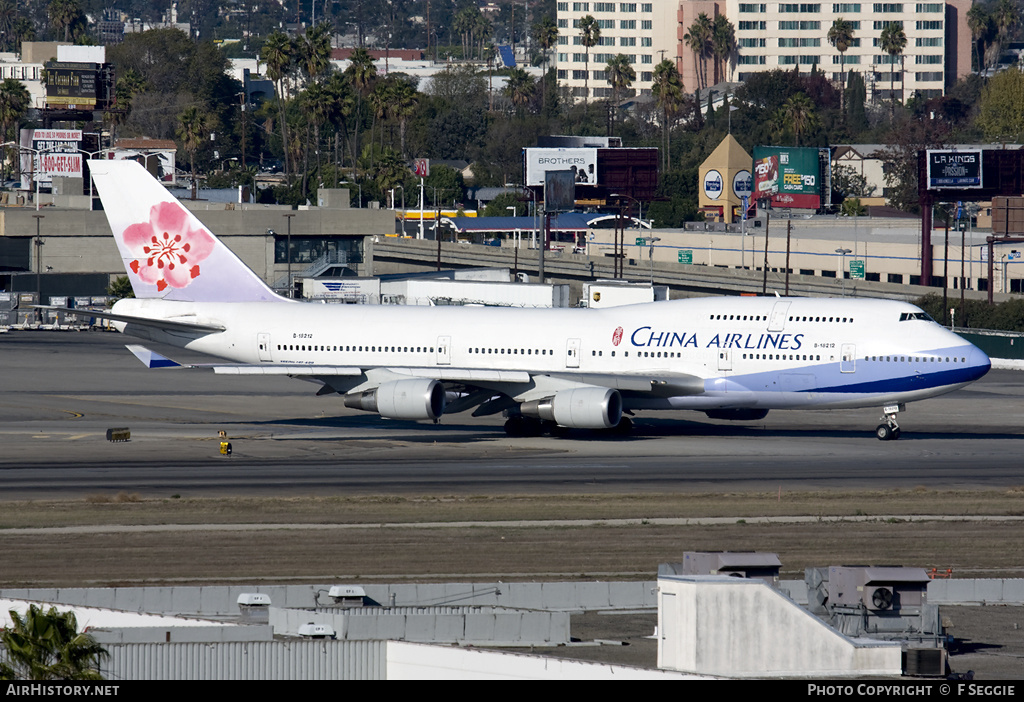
<box><xmin>557</xmin><ymin>1</ymin><xmax>972</xmax><ymax>104</ymax></box>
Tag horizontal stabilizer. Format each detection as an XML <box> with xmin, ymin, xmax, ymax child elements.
<box><xmin>43</xmin><ymin>306</ymin><xmax>225</xmax><ymax>334</ymax></box>
<box><xmin>126</xmin><ymin>345</ymin><xmax>184</xmax><ymax>368</ymax></box>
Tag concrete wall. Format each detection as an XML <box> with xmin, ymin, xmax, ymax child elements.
<box><xmin>0</xmin><ymin>582</ymin><xmax>658</xmax><ymax>616</ymax></box>
<box><xmin>928</xmin><ymin>578</ymin><xmax>1024</xmax><ymax>605</ymax></box>
<box><xmin>657</xmin><ymin>575</ymin><xmax>902</xmax><ymax>678</ymax></box>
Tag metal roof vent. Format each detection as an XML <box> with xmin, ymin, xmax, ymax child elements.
<box><xmin>328</xmin><ymin>585</ymin><xmax>367</xmax><ymax>607</ymax></box>
<box><xmin>237</xmin><ymin>592</ymin><xmax>271</xmax><ymax>624</ymax></box>
<box><xmin>298</xmin><ymin>623</ymin><xmax>336</xmax><ymax>639</ymax></box>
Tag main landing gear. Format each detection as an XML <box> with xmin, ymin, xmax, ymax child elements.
<box><xmin>875</xmin><ymin>403</ymin><xmax>905</xmax><ymax>441</ymax></box>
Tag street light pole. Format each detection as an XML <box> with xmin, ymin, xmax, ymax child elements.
<box><xmin>33</xmin><ymin>215</ymin><xmax>44</xmax><ymax>322</ymax></box>
<box><xmin>836</xmin><ymin>247</ymin><xmax>852</xmax><ymax>296</ymax></box>
<box><xmin>283</xmin><ymin>213</ymin><xmax>296</xmax><ymax>298</ymax></box>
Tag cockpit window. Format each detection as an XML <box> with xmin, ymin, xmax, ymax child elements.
<box><xmin>899</xmin><ymin>312</ymin><xmax>934</xmax><ymax>322</ymax></box>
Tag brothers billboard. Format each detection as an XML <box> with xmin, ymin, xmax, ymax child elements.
<box><xmin>752</xmin><ymin>146</ymin><xmax>823</xmax><ymax>210</ymax></box>
<box><xmin>525</xmin><ymin>148</ymin><xmax>599</xmax><ymax>187</ymax></box>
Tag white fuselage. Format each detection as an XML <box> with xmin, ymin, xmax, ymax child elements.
<box><xmin>112</xmin><ymin>295</ymin><xmax>990</xmax><ymax>413</ymax></box>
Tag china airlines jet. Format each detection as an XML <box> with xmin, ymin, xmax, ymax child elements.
<box><xmin>80</xmin><ymin>160</ymin><xmax>991</xmax><ymax>441</ymax></box>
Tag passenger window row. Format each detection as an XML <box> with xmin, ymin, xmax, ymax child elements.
<box><xmin>866</xmin><ymin>355</ymin><xmax>965</xmax><ymax>363</ymax></box>
<box><xmin>277</xmin><ymin>344</ymin><xmax>435</xmax><ymax>353</ymax></box>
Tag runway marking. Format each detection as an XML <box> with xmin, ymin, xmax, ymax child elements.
<box><xmin>4</xmin><ymin>514</ymin><xmax>1024</xmax><ymax>535</ymax></box>
<box><xmin>62</xmin><ymin>410</ymin><xmax>84</xmax><ymax>419</ymax></box>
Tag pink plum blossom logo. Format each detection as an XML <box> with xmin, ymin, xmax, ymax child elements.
<box><xmin>122</xmin><ymin>202</ymin><xmax>215</xmax><ymax>291</ymax></box>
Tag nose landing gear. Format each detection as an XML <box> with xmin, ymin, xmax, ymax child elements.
<box><xmin>875</xmin><ymin>403</ymin><xmax>905</xmax><ymax>441</ymax></box>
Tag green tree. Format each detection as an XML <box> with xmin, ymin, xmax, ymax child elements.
<box><xmin>578</xmin><ymin>14</ymin><xmax>601</xmax><ymax>106</ymax></box>
<box><xmin>977</xmin><ymin>67</ymin><xmax>1024</xmax><ymax>142</ymax></box>
<box><xmin>0</xmin><ymin>605</ymin><xmax>106</xmax><ymax>680</ymax></box>
<box><xmin>483</xmin><ymin>190</ymin><xmax>526</xmax><ymax>217</ymax></box>
<box><xmin>879</xmin><ymin>22</ymin><xmax>907</xmax><ymax>118</ymax></box>
<box><xmin>828</xmin><ymin>18</ymin><xmax>856</xmax><ymax>116</ymax></box>
<box><xmin>177</xmin><ymin>106</ymin><xmax>209</xmax><ymax>200</ymax></box>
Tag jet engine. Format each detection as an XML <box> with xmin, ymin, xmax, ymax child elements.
<box><xmin>344</xmin><ymin>378</ymin><xmax>446</xmax><ymax>420</ymax></box>
<box><xmin>520</xmin><ymin>387</ymin><xmax>623</xmax><ymax>429</ymax></box>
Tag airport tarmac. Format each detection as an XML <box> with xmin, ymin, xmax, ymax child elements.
<box><xmin>2</xmin><ymin>330</ymin><xmax>1024</xmax><ymax>679</ymax></box>
<box><xmin>1</xmin><ymin>330</ymin><xmax>1024</xmax><ymax>497</ymax></box>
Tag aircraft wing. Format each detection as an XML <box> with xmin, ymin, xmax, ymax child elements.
<box><xmin>123</xmin><ymin>346</ymin><xmax>706</xmax><ymax>408</ymax></box>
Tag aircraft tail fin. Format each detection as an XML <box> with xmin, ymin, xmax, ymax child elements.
<box><xmin>89</xmin><ymin>159</ymin><xmax>286</xmax><ymax>303</ymax></box>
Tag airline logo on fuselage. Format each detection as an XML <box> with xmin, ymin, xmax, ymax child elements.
<box><xmin>629</xmin><ymin>326</ymin><xmax>805</xmax><ymax>350</ymax></box>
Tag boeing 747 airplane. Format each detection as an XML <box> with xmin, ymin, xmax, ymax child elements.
<box><xmin>79</xmin><ymin>160</ymin><xmax>990</xmax><ymax>440</ymax></box>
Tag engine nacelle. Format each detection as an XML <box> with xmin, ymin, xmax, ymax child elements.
<box><xmin>520</xmin><ymin>387</ymin><xmax>623</xmax><ymax>429</ymax></box>
<box><xmin>344</xmin><ymin>378</ymin><xmax>446</xmax><ymax>420</ymax></box>
<box><xmin>704</xmin><ymin>408</ymin><xmax>769</xmax><ymax>421</ymax></box>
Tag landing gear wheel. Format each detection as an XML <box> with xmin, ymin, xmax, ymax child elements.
<box><xmin>876</xmin><ymin>404</ymin><xmax>904</xmax><ymax>441</ymax></box>
<box><xmin>875</xmin><ymin>424</ymin><xmax>893</xmax><ymax>441</ymax></box>
<box><xmin>892</xmin><ymin>427</ymin><xmax>901</xmax><ymax>440</ymax></box>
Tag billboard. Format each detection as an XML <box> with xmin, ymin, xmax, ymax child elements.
<box><xmin>544</xmin><ymin>170</ymin><xmax>576</xmax><ymax>213</ymax></box>
<box><xmin>19</xmin><ymin>128</ymin><xmax>83</xmax><ymax>188</ymax></box>
<box><xmin>525</xmin><ymin>148</ymin><xmax>598</xmax><ymax>187</ymax></box>
<box><xmin>44</xmin><ymin>62</ymin><xmax>100</xmax><ymax>107</ymax></box>
<box><xmin>927</xmin><ymin>150</ymin><xmax>983</xmax><ymax>189</ymax></box>
<box><xmin>752</xmin><ymin>146</ymin><xmax>823</xmax><ymax>209</ymax></box>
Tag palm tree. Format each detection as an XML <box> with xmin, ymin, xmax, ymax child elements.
<box><xmin>388</xmin><ymin>77</ymin><xmax>418</xmax><ymax>158</ymax></box>
<box><xmin>879</xmin><ymin>22</ymin><xmax>907</xmax><ymax>118</ymax></box>
<box><xmin>605</xmin><ymin>54</ymin><xmax>635</xmax><ymax>130</ymax></box>
<box><xmin>345</xmin><ymin>47</ymin><xmax>377</xmax><ymax>170</ymax></box>
<box><xmin>711</xmin><ymin>15</ymin><xmax>735</xmax><ymax>85</ymax></box>
<box><xmin>324</xmin><ymin>71</ymin><xmax>356</xmax><ymax>181</ymax></box>
<box><xmin>994</xmin><ymin>0</ymin><xmax>1018</xmax><ymax>57</ymax></box>
<box><xmin>299</xmin><ymin>22</ymin><xmax>332</xmax><ymax>84</ymax></box>
<box><xmin>261</xmin><ymin>31</ymin><xmax>295</xmax><ymax>183</ymax></box>
<box><xmin>684</xmin><ymin>14</ymin><xmax>714</xmax><ymax>92</ymax></box>
<box><xmin>652</xmin><ymin>60</ymin><xmax>684</xmax><ymax>171</ymax></box>
<box><xmin>0</xmin><ymin>0</ymin><xmax>16</xmax><ymax>52</ymax></box>
<box><xmin>0</xmin><ymin>604</ymin><xmax>107</xmax><ymax>680</ymax></box>
<box><xmin>47</xmin><ymin>0</ymin><xmax>80</xmax><ymax>43</ymax></box>
<box><xmin>0</xmin><ymin>78</ymin><xmax>29</xmax><ymax>181</ymax></box>
<box><xmin>967</xmin><ymin>3</ymin><xmax>991</xmax><ymax>71</ymax></box>
<box><xmin>782</xmin><ymin>93</ymin><xmax>818</xmax><ymax>145</ymax></box>
<box><xmin>531</xmin><ymin>16</ymin><xmax>558</xmax><ymax>112</ymax></box>
<box><xmin>454</xmin><ymin>7</ymin><xmax>476</xmax><ymax>59</ymax></box>
<box><xmin>827</xmin><ymin>18</ymin><xmax>856</xmax><ymax>116</ymax></box>
<box><xmin>176</xmin><ymin>106</ymin><xmax>208</xmax><ymax>200</ymax></box>
<box><xmin>474</xmin><ymin>12</ymin><xmax>493</xmax><ymax>60</ymax></box>
<box><xmin>503</xmin><ymin>67</ymin><xmax>536</xmax><ymax>114</ymax></box>
<box><xmin>578</xmin><ymin>14</ymin><xmax>601</xmax><ymax>106</ymax></box>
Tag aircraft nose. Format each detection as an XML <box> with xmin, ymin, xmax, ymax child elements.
<box><xmin>972</xmin><ymin>344</ymin><xmax>992</xmax><ymax>376</ymax></box>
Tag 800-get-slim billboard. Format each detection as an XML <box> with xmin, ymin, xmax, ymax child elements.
<box><xmin>752</xmin><ymin>146</ymin><xmax>823</xmax><ymax>210</ymax></box>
